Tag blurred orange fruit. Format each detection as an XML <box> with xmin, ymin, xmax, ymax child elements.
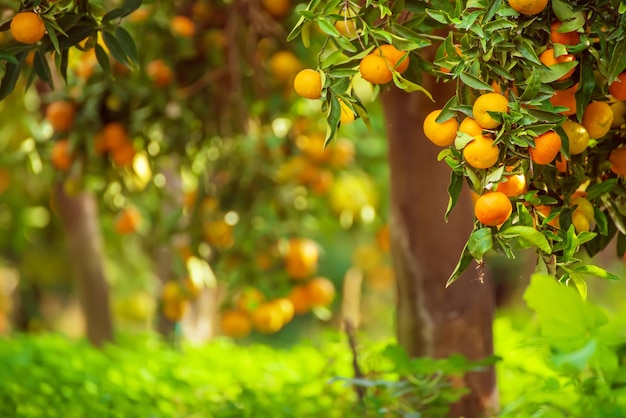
<box><xmin>285</xmin><ymin>238</ymin><xmax>319</xmax><ymax>279</ymax></box>
<box><xmin>306</xmin><ymin>277</ymin><xmax>335</xmax><ymax>307</ymax></box>
<box><xmin>51</xmin><ymin>139</ymin><xmax>73</xmax><ymax>171</ymax></box>
<box><xmin>220</xmin><ymin>310</ymin><xmax>252</xmax><ymax>338</ymax></box>
<box><xmin>115</xmin><ymin>206</ymin><xmax>142</xmax><ymax>234</ymax></box>
<box><xmin>45</xmin><ymin>101</ymin><xmax>76</xmax><ymax>133</ymax></box>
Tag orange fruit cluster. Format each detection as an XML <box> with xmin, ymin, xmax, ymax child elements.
<box><xmin>359</xmin><ymin>44</ymin><xmax>410</xmax><ymax>85</ymax></box>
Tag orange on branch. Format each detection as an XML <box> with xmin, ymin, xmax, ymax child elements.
<box><xmin>496</xmin><ymin>172</ymin><xmax>526</xmax><ymax>197</ymax></box>
<box><xmin>10</xmin><ymin>11</ymin><xmax>45</xmax><ymax>44</ymax></box>
<box><xmin>423</xmin><ymin>109</ymin><xmax>458</xmax><ymax>146</ymax></box>
<box><xmin>45</xmin><ymin>101</ymin><xmax>77</xmax><ymax>133</ymax></box>
<box><xmin>285</xmin><ymin>238</ymin><xmax>319</xmax><ymax>279</ymax></box>
<box><xmin>582</xmin><ymin>101</ymin><xmax>613</xmax><ymax>139</ymax></box>
<box><xmin>530</xmin><ymin>131</ymin><xmax>562</xmax><ymax>164</ymax></box>
<box><xmin>171</xmin><ymin>15</ymin><xmax>195</xmax><ymax>38</ymax></box>
<box><xmin>51</xmin><ymin>140</ymin><xmax>73</xmax><ymax>171</ymax></box>
<box><xmin>508</xmin><ymin>0</ymin><xmax>548</xmax><ymax>15</ymax></box>
<box><xmin>549</xmin><ymin>83</ymin><xmax>578</xmax><ymax>116</ymax></box>
<box><xmin>269</xmin><ymin>51</ymin><xmax>303</xmax><ymax>83</ymax></box>
<box><xmin>609</xmin><ymin>72</ymin><xmax>626</xmax><ymax>101</ymax></box>
<box><xmin>472</xmin><ymin>93</ymin><xmax>509</xmax><ymax>129</ymax></box>
<box><xmin>539</xmin><ymin>48</ymin><xmax>576</xmax><ymax>81</ymax></box>
<box><xmin>359</xmin><ymin>54</ymin><xmax>393</xmax><ymax>85</ymax></box>
<box><xmin>550</xmin><ymin>21</ymin><xmax>581</xmax><ymax>45</ymax></box>
<box><xmin>147</xmin><ymin>59</ymin><xmax>174</xmax><ymax>87</ymax></box>
<box><xmin>220</xmin><ymin>310</ymin><xmax>252</xmax><ymax>338</ymax></box>
<box><xmin>110</xmin><ymin>142</ymin><xmax>136</xmax><ymax>167</ymax></box>
<box><xmin>609</xmin><ymin>148</ymin><xmax>626</xmax><ymax>176</ymax></box>
<box><xmin>261</xmin><ymin>0</ymin><xmax>291</xmax><ymax>19</ymax></box>
<box><xmin>463</xmin><ymin>135</ymin><xmax>500</xmax><ymax>169</ymax></box>
<box><xmin>373</xmin><ymin>44</ymin><xmax>410</xmax><ymax>74</ymax></box>
<box><xmin>115</xmin><ymin>206</ymin><xmax>142</xmax><ymax>234</ymax></box>
<box><xmin>561</xmin><ymin>120</ymin><xmax>590</xmax><ymax>155</ymax></box>
<box><xmin>474</xmin><ymin>192</ymin><xmax>513</xmax><ymax>227</ymax></box>
<box><xmin>271</xmin><ymin>298</ymin><xmax>295</xmax><ymax>325</ymax></box>
<box><xmin>287</xmin><ymin>285</ymin><xmax>311</xmax><ymax>315</ymax></box>
<box><xmin>251</xmin><ymin>302</ymin><xmax>284</xmax><ymax>334</ymax></box>
<box><xmin>459</xmin><ymin>117</ymin><xmax>483</xmax><ymax>137</ymax></box>
<box><xmin>306</xmin><ymin>277</ymin><xmax>335</xmax><ymax>307</ymax></box>
<box><xmin>293</xmin><ymin>69</ymin><xmax>322</xmax><ymax>99</ymax></box>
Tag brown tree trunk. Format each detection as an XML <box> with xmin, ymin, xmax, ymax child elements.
<box><xmin>54</xmin><ymin>183</ymin><xmax>114</xmax><ymax>347</ymax></box>
<box><xmin>381</xmin><ymin>84</ymin><xmax>498</xmax><ymax>415</ymax></box>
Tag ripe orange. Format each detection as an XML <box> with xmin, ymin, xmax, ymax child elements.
<box><xmin>582</xmin><ymin>101</ymin><xmax>614</xmax><ymax>139</ymax></box>
<box><xmin>115</xmin><ymin>206</ymin><xmax>142</xmax><ymax>234</ymax></box>
<box><xmin>306</xmin><ymin>277</ymin><xmax>335</xmax><ymax>307</ymax></box>
<box><xmin>285</xmin><ymin>238</ymin><xmax>319</xmax><ymax>279</ymax></box>
<box><xmin>146</xmin><ymin>59</ymin><xmax>174</xmax><ymax>87</ymax></box>
<box><xmin>293</xmin><ymin>69</ymin><xmax>322</xmax><ymax>99</ymax></box>
<box><xmin>549</xmin><ymin>83</ymin><xmax>578</xmax><ymax>116</ymax></box>
<box><xmin>423</xmin><ymin>109</ymin><xmax>458</xmax><ymax>146</ymax></box>
<box><xmin>550</xmin><ymin>21</ymin><xmax>580</xmax><ymax>45</ymax></box>
<box><xmin>463</xmin><ymin>134</ymin><xmax>500</xmax><ymax>169</ymax></box>
<box><xmin>474</xmin><ymin>192</ymin><xmax>513</xmax><ymax>226</ymax></box>
<box><xmin>261</xmin><ymin>0</ymin><xmax>291</xmax><ymax>19</ymax></box>
<box><xmin>508</xmin><ymin>0</ymin><xmax>548</xmax><ymax>15</ymax></box>
<box><xmin>373</xmin><ymin>44</ymin><xmax>410</xmax><ymax>74</ymax></box>
<box><xmin>609</xmin><ymin>72</ymin><xmax>626</xmax><ymax>101</ymax></box>
<box><xmin>287</xmin><ymin>284</ymin><xmax>311</xmax><ymax>314</ymax></box>
<box><xmin>529</xmin><ymin>131</ymin><xmax>561</xmax><ymax>164</ymax></box>
<box><xmin>251</xmin><ymin>302</ymin><xmax>284</xmax><ymax>334</ymax></box>
<box><xmin>45</xmin><ymin>101</ymin><xmax>77</xmax><ymax>133</ymax></box>
<box><xmin>171</xmin><ymin>15</ymin><xmax>195</xmax><ymax>38</ymax></box>
<box><xmin>51</xmin><ymin>139</ymin><xmax>73</xmax><ymax>171</ymax></box>
<box><xmin>271</xmin><ymin>298</ymin><xmax>295</xmax><ymax>325</ymax></box>
<box><xmin>100</xmin><ymin>122</ymin><xmax>129</xmax><ymax>152</ymax></box>
<box><xmin>609</xmin><ymin>147</ymin><xmax>626</xmax><ymax>176</ymax></box>
<box><xmin>10</xmin><ymin>11</ymin><xmax>45</xmax><ymax>44</ymax></box>
<box><xmin>220</xmin><ymin>310</ymin><xmax>252</xmax><ymax>338</ymax></box>
<box><xmin>472</xmin><ymin>93</ymin><xmax>509</xmax><ymax>129</ymax></box>
<box><xmin>561</xmin><ymin>120</ymin><xmax>590</xmax><ymax>155</ymax></box>
<box><xmin>458</xmin><ymin>117</ymin><xmax>483</xmax><ymax>137</ymax></box>
<box><xmin>269</xmin><ymin>50</ymin><xmax>303</xmax><ymax>83</ymax></box>
<box><xmin>110</xmin><ymin>142</ymin><xmax>136</xmax><ymax>167</ymax></box>
<box><xmin>539</xmin><ymin>48</ymin><xmax>576</xmax><ymax>81</ymax></box>
<box><xmin>359</xmin><ymin>54</ymin><xmax>393</xmax><ymax>85</ymax></box>
<box><xmin>497</xmin><ymin>172</ymin><xmax>526</xmax><ymax>197</ymax></box>
<box><xmin>161</xmin><ymin>281</ymin><xmax>184</xmax><ymax>304</ymax></box>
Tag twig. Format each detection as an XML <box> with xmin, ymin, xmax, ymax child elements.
<box><xmin>343</xmin><ymin>317</ymin><xmax>366</xmax><ymax>407</ymax></box>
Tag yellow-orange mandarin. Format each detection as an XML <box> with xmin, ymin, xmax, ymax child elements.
<box><xmin>529</xmin><ymin>131</ymin><xmax>561</xmax><ymax>164</ymax></box>
<box><xmin>423</xmin><ymin>110</ymin><xmax>458</xmax><ymax>146</ymax></box>
<box><xmin>474</xmin><ymin>192</ymin><xmax>513</xmax><ymax>226</ymax></box>
<box><xmin>463</xmin><ymin>135</ymin><xmax>500</xmax><ymax>169</ymax></box>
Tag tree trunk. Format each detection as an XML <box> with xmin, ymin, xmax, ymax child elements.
<box><xmin>381</xmin><ymin>84</ymin><xmax>498</xmax><ymax>415</ymax></box>
<box><xmin>54</xmin><ymin>184</ymin><xmax>113</xmax><ymax>347</ymax></box>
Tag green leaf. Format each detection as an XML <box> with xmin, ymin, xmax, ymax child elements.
<box><xmin>523</xmin><ymin>274</ymin><xmax>608</xmax><ymax>351</ymax></box>
<box><xmin>101</xmin><ymin>30</ymin><xmax>130</xmax><ymax>66</ymax></box>
<box><xmin>467</xmin><ymin>228</ymin><xmax>493</xmax><ymax>261</ymax></box>
<box><xmin>115</xmin><ymin>26</ymin><xmax>139</xmax><ymax>66</ymax></box>
<box><xmin>445</xmin><ymin>171</ymin><xmax>463</xmax><ymax>221</ymax></box>
<box><xmin>317</xmin><ymin>17</ymin><xmax>341</xmax><ymax>37</ymax></box>
<box><xmin>391</xmin><ymin>73</ymin><xmax>433</xmax><ymax>98</ymax></box>
<box><xmin>459</xmin><ymin>72</ymin><xmax>492</xmax><ymax>90</ymax></box>
<box><xmin>95</xmin><ymin>43</ymin><xmax>111</xmax><ymax>76</ymax></box>
<box><xmin>446</xmin><ymin>241</ymin><xmax>474</xmax><ymax>287</ymax></box>
<box><xmin>33</xmin><ymin>50</ymin><xmax>53</xmax><ymax>89</ymax></box>
<box><xmin>568</xmin><ymin>272</ymin><xmax>588</xmax><ymax>301</ymax></box>
<box><xmin>325</xmin><ymin>95</ymin><xmax>341</xmax><ymax>146</ymax></box>
<box><xmin>499</xmin><ymin>225</ymin><xmax>551</xmax><ymax>253</ymax></box>
<box><xmin>0</xmin><ymin>52</ymin><xmax>24</xmax><ymax>101</ymax></box>
<box><xmin>573</xmin><ymin>265</ymin><xmax>621</xmax><ymax>281</ymax></box>
<box><xmin>551</xmin><ymin>338</ymin><xmax>597</xmax><ymax>372</ymax></box>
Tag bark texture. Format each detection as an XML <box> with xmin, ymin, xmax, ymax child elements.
<box><xmin>382</xmin><ymin>83</ymin><xmax>498</xmax><ymax>416</ymax></box>
<box><xmin>54</xmin><ymin>184</ymin><xmax>113</xmax><ymax>347</ymax></box>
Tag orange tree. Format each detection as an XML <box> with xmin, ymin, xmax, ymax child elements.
<box><xmin>0</xmin><ymin>0</ymin><xmax>393</xmax><ymax>341</ymax></box>
<box><xmin>290</xmin><ymin>0</ymin><xmax>625</xmax><ymax>292</ymax></box>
